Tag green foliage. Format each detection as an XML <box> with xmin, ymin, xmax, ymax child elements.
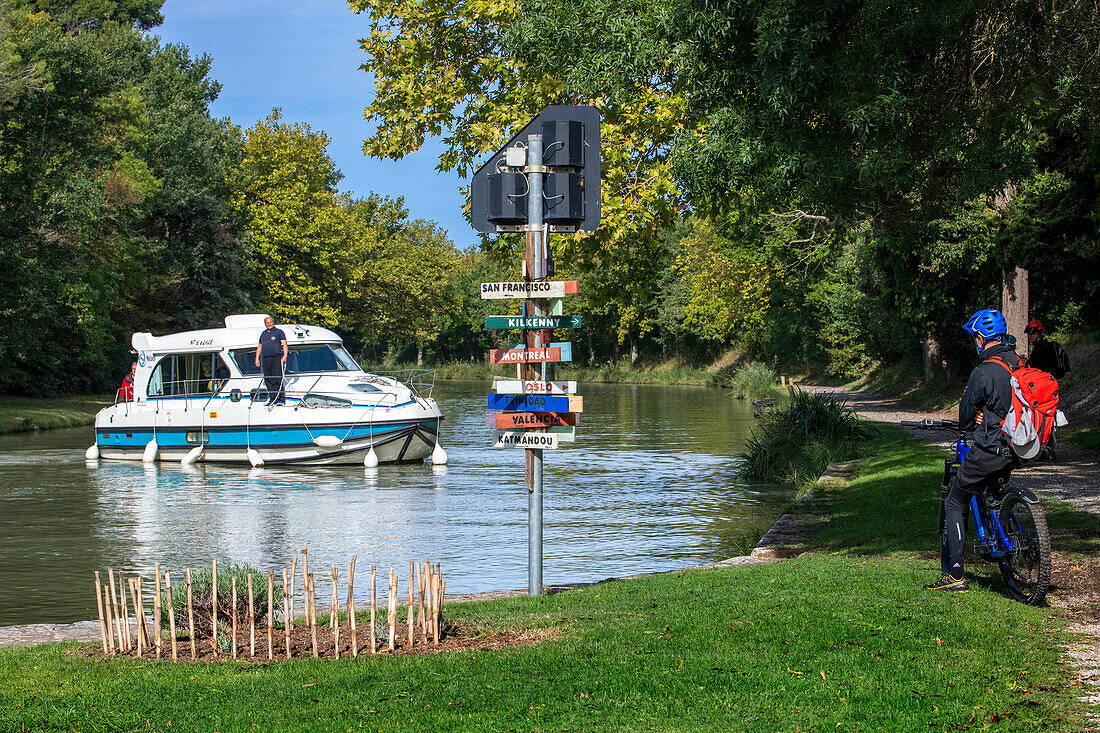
<box><xmin>726</xmin><ymin>361</ymin><xmax>780</xmax><ymax>400</ymax></box>
<box><xmin>739</xmin><ymin>391</ymin><xmax>878</xmax><ymax>488</ymax></box>
<box><xmin>166</xmin><ymin>564</ymin><xmax>280</xmax><ymax>632</ymax></box>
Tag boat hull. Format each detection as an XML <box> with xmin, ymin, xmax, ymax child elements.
<box><xmin>94</xmin><ymin>397</ymin><xmax>442</xmax><ymax>465</ymax></box>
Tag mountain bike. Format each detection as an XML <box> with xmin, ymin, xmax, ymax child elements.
<box><xmin>902</xmin><ymin>419</ymin><xmax>1051</xmax><ymax>605</ymax></box>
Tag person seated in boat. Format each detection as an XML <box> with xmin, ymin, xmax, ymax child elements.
<box><xmin>254</xmin><ymin>317</ymin><xmax>288</xmax><ymax>405</ymax></box>
<box><xmin>198</xmin><ymin>360</ymin><xmax>231</xmax><ymax>393</ymax></box>
<box><xmin>118</xmin><ymin>362</ymin><xmax>137</xmax><ymax>402</ymax></box>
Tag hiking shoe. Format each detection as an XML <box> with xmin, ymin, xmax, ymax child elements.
<box><xmin>923</xmin><ymin>574</ymin><xmax>969</xmax><ymax>592</ymax></box>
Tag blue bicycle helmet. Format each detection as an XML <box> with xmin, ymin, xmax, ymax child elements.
<box><xmin>962</xmin><ymin>309</ymin><xmax>1007</xmax><ymax>339</ymax></box>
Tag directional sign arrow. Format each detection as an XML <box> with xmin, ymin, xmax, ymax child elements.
<box><xmin>492</xmin><ymin>379</ymin><xmax>578</xmax><ymax>395</ymax></box>
<box><xmin>494</xmin><ymin>432</ymin><xmax>560</xmax><ymax>449</ymax></box>
<box><xmin>488</xmin><ymin>412</ymin><xmax>579</xmax><ymax>429</ymax></box>
<box><xmin>487</xmin><ymin>394</ymin><xmax>583</xmax><ymax>413</ymax></box>
<box><xmin>485</xmin><ymin>315</ymin><xmax>582</xmax><ymax>330</ymax></box>
<box><xmin>479</xmin><ymin>281</ymin><xmax>578</xmax><ymax>299</ymax></box>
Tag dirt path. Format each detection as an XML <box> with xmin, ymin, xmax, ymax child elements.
<box><xmin>804</xmin><ymin>384</ymin><xmax>1100</xmax><ymax>722</ymax></box>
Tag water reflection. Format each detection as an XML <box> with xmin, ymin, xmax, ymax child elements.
<box><xmin>0</xmin><ymin>382</ymin><xmax>790</xmax><ymax>626</ymax></box>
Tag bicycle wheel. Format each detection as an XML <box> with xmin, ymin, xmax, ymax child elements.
<box><xmin>998</xmin><ymin>494</ymin><xmax>1051</xmax><ymax>605</ymax></box>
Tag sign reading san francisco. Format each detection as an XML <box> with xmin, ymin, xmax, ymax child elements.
<box><xmin>480</xmin><ymin>281</ymin><xmax>579</xmax><ymax>299</ymax></box>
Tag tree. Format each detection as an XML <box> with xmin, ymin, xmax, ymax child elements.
<box><xmin>352</xmin><ymin>0</ymin><xmax>686</xmax><ymax>342</ymax></box>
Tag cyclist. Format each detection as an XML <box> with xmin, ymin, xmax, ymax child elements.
<box><xmin>924</xmin><ymin>308</ymin><xmax>1022</xmax><ymax>593</ymax></box>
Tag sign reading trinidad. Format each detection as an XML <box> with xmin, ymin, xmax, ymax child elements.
<box><xmin>480</xmin><ymin>281</ymin><xmax>579</xmax><ymax>299</ymax></box>
<box><xmin>484</xmin><ymin>315</ymin><xmax>582</xmax><ymax>330</ymax></box>
<box><xmin>486</xmin><ymin>394</ymin><xmax>584</xmax><ymax>413</ymax></box>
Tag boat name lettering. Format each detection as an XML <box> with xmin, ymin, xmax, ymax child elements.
<box><xmin>189</xmin><ymin>338</ymin><xmax>214</xmax><ymax>346</ymax></box>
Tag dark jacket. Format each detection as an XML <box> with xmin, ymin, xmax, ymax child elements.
<box><xmin>1028</xmin><ymin>337</ymin><xmax>1068</xmax><ymax>378</ymax></box>
<box><xmin>959</xmin><ymin>343</ymin><xmax>1021</xmax><ymax>452</ymax></box>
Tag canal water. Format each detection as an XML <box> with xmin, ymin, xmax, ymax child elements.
<box><xmin>0</xmin><ymin>381</ymin><xmax>791</xmax><ymax>626</ymax></box>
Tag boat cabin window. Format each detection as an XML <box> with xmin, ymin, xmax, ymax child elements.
<box><xmin>230</xmin><ymin>344</ymin><xmax>360</xmax><ymax>375</ymax></box>
<box><xmin>147</xmin><ymin>353</ymin><xmax>231</xmax><ymax>397</ymax></box>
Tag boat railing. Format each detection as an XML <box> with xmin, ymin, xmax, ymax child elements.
<box><xmin>371</xmin><ymin>369</ymin><xmax>437</xmax><ymax>400</ymax></box>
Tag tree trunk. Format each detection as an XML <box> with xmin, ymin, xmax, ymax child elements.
<box><xmin>1002</xmin><ymin>266</ymin><xmax>1028</xmax><ymax>351</ymax></box>
<box><xmin>417</xmin><ymin>345</ymin><xmax>423</xmax><ymax>367</ymax></box>
<box><xmin>587</xmin><ymin>328</ymin><xmax>595</xmax><ymax>365</ymax></box>
<box><xmin>630</xmin><ymin>336</ymin><xmax>638</xmax><ymax>366</ymax></box>
<box><xmin>922</xmin><ymin>336</ymin><xmax>941</xmax><ymax>382</ymax></box>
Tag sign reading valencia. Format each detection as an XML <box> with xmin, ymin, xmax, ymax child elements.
<box><xmin>480</xmin><ymin>281</ymin><xmax>579</xmax><ymax>299</ymax></box>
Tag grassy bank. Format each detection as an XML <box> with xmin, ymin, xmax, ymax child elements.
<box><xmin>0</xmin><ymin>395</ymin><xmax>110</xmax><ymax>434</ymax></box>
<box><xmin>1</xmin><ymin>430</ymin><xmax>1097</xmax><ymax>731</ymax></box>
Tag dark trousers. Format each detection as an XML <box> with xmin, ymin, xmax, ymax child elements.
<box><xmin>261</xmin><ymin>354</ymin><xmax>285</xmax><ymax>403</ymax></box>
<box><xmin>942</xmin><ymin>444</ymin><xmax>1014</xmax><ymax>577</ymax></box>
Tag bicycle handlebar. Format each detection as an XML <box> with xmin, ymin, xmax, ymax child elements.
<box><xmin>899</xmin><ymin>419</ymin><xmax>960</xmax><ymax>430</ymax></box>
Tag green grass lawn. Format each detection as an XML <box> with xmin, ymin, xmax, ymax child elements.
<box><xmin>1</xmin><ymin>427</ymin><xmax>1096</xmax><ymax>732</ymax></box>
<box><xmin>0</xmin><ymin>395</ymin><xmax>111</xmax><ymax>434</ymax></box>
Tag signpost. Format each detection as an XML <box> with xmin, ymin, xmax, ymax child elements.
<box><xmin>489</xmin><ymin>412</ymin><xmax>579</xmax><ymax>429</ymax></box>
<box><xmin>479</xmin><ymin>281</ymin><xmax>579</xmax><ymax>299</ymax></box>
<box><xmin>484</xmin><ymin>315</ymin><xmax>581</xmax><ymax>330</ymax></box>
<box><xmin>492</xmin><ymin>380</ymin><xmax>578</xmax><ymax>395</ymax></box>
<box><xmin>473</xmin><ymin>105</ymin><xmax>600</xmax><ymax>597</ymax></box>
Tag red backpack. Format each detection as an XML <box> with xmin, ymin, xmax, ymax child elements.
<box><xmin>988</xmin><ymin>356</ymin><xmax>1065</xmax><ymax>458</ymax></box>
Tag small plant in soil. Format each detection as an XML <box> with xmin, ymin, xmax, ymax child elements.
<box><xmin>164</xmin><ymin>564</ymin><xmax>281</xmax><ymax>630</ymax></box>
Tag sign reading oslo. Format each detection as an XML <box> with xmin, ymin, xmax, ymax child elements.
<box><xmin>485</xmin><ymin>315</ymin><xmax>581</xmax><ymax>330</ymax></box>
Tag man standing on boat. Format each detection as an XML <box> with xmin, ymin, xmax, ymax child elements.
<box><xmin>255</xmin><ymin>317</ymin><xmax>288</xmax><ymax>406</ymax></box>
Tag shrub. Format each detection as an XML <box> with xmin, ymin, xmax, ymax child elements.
<box><xmin>163</xmin><ymin>563</ymin><xmax>280</xmax><ymax>630</ymax></box>
<box><xmin>726</xmin><ymin>361</ymin><xmax>781</xmax><ymax>399</ymax></box>
<box><xmin>738</xmin><ymin>391</ymin><xmax>877</xmax><ymax>488</ymax></box>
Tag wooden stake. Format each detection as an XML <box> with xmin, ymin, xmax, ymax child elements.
<box><xmin>211</xmin><ymin>558</ymin><xmax>218</xmax><ymax>658</ymax></box>
<box><xmin>94</xmin><ymin>572</ymin><xmax>108</xmax><ymax>654</ymax></box>
<box><xmin>288</xmin><ymin>555</ymin><xmax>297</xmax><ymax>631</ymax></box>
<box><xmin>425</xmin><ymin>563</ymin><xmax>434</xmax><ymax>644</ymax></box>
<box><xmin>432</xmin><ymin>572</ymin><xmax>441</xmax><ymax>645</ymax></box>
<box><xmin>135</xmin><ymin>575</ymin><xmax>149</xmax><ymax>649</ymax></box>
<box><xmin>108</xmin><ymin>569</ymin><xmax>123</xmax><ymax>652</ymax></box>
<box><xmin>308</xmin><ymin>573</ymin><xmax>318</xmax><ymax>657</ymax></box>
<box><xmin>407</xmin><ymin>562</ymin><xmax>414</xmax><ymax>646</ymax></box>
<box><xmin>118</xmin><ymin>572</ymin><xmax>131</xmax><ymax>652</ymax></box>
<box><xmin>247</xmin><ymin>573</ymin><xmax>254</xmax><ymax>658</ymax></box>
<box><xmin>267</xmin><ymin>569</ymin><xmax>275</xmax><ymax>661</ymax></box>
<box><xmin>347</xmin><ymin>556</ymin><xmax>357</xmax><ymax>658</ymax></box>
<box><xmin>128</xmin><ymin>578</ymin><xmax>142</xmax><ymax>658</ymax></box>
<box><xmin>282</xmin><ymin>567</ymin><xmax>291</xmax><ymax>658</ymax></box>
<box><xmin>329</xmin><ymin>566</ymin><xmax>337</xmax><ymax>630</ymax></box>
<box><xmin>370</xmin><ymin>564</ymin><xmax>377</xmax><ymax>654</ymax></box>
<box><xmin>388</xmin><ymin>570</ymin><xmax>396</xmax><ymax>652</ymax></box>
<box><xmin>165</xmin><ymin>569</ymin><xmax>178</xmax><ymax>660</ymax></box>
<box><xmin>153</xmin><ymin>563</ymin><xmax>162</xmax><ymax>659</ymax></box>
<box><xmin>331</xmin><ymin>565</ymin><xmax>340</xmax><ymax>659</ymax></box>
<box><xmin>186</xmin><ymin>568</ymin><xmax>195</xmax><ymax>661</ymax></box>
<box><xmin>417</xmin><ymin>560</ymin><xmax>426</xmax><ymax>644</ymax></box>
<box><xmin>103</xmin><ymin>584</ymin><xmax>116</xmax><ymax>654</ymax></box>
<box><xmin>231</xmin><ymin>576</ymin><xmax>238</xmax><ymax>660</ymax></box>
<box><xmin>301</xmin><ymin>548</ymin><xmax>309</xmax><ymax>600</ymax></box>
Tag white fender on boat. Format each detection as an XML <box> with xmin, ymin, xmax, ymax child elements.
<box><xmin>181</xmin><ymin>445</ymin><xmax>204</xmax><ymax>465</ymax></box>
<box><xmin>85</xmin><ymin>444</ymin><xmax>99</xmax><ymax>460</ymax></box>
<box><xmin>363</xmin><ymin>445</ymin><xmax>379</xmax><ymax>468</ymax></box>
<box><xmin>142</xmin><ymin>439</ymin><xmax>159</xmax><ymax>464</ymax></box>
<box><xmin>313</xmin><ymin>435</ymin><xmax>344</xmax><ymax>449</ymax></box>
<box><xmin>247</xmin><ymin>448</ymin><xmax>264</xmax><ymax>468</ymax></box>
<box><xmin>431</xmin><ymin>442</ymin><xmax>448</xmax><ymax>465</ymax></box>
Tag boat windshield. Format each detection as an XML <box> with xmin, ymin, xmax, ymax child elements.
<box><xmin>231</xmin><ymin>344</ymin><xmax>361</xmax><ymax>376</ymax></box>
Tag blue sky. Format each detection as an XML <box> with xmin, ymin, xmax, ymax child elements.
<box><xmin>156</xmin><ymin>0</ymin><xmax>476</xmax><ymax>249</ymax></box>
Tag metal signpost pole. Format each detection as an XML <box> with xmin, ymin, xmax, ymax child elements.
<box><xmin>526</xmin><ymin>133</ymin><xmax>544</xmax><ymax>597</ymax></box>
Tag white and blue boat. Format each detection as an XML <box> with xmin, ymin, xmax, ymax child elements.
<box><xmin>91</xmin><ymin>315</ymin><xmax>443</xmax><ymax>466</ymax></box>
